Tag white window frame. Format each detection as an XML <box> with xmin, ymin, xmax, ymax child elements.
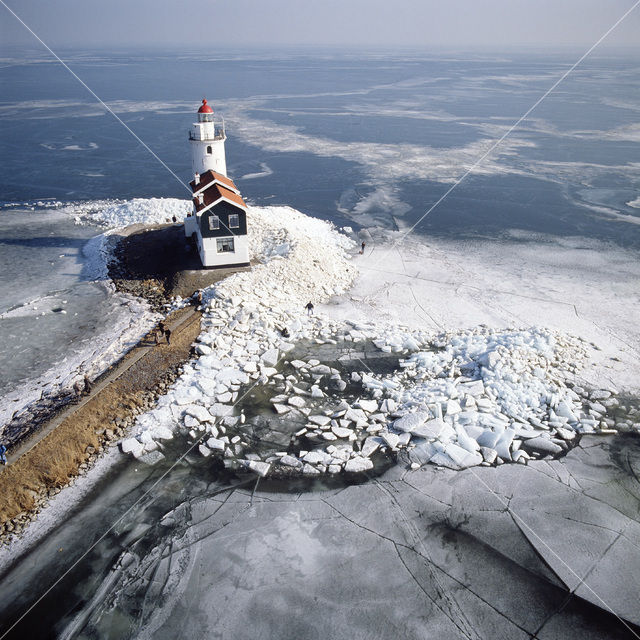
<box><xmin>216</xmin><ymin>237</ymin><xmax>235</xmax><ymax>253</ymax></box>
<box><xmin>229</xmin><ymin>213</ymin><xmax>240</xmax><ymax>228</ymax></box>
<box><xmin>208</xmin><ymin>215</ymin><xmax>220</xmax><ymax>230</ymax></box>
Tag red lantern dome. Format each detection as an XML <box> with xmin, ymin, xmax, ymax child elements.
<box><xmin>198</xmin><ymin>98</ymin><xmax>214</xmax><ymax>114</ymax></box>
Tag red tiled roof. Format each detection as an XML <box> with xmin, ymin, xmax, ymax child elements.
<box><xmin>189</xmin><ymin>169</ymin><xmax>239</xmax><ymax>195</ymax></box>
<box><xmin>193</xmin><ymin>183</ymin><xmax>247</xmax><ymax>213</ymax></box>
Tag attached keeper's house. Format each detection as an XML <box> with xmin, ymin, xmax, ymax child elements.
<box><xmin>185</xmin><ymin>169</ymin><xmax>250</xmax><ymax>268</ymax></box>
<box><xmin>184</xmin><ymin>99</ymin><xmax>250</xmax><ymax>268</ymax></box>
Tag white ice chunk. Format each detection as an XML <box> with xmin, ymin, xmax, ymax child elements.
<box><xmin>394</xmin><ymin>411</ymin><xmax>430</xmax><ymax>433</ymax></box>
<box><xmin>345</xmin><ymin>457</ymin><xmax>374</xmax><ymax>473</ymax></box>
<box><xmin>185</xmin><ymin>404</ymin><xmax>214</xmax><ymax>423</ymax></box>
<box><xmin>121</xmin><ymin>437</ymin><xmax>143</xmax><ymax>457</ymax></box>
<box><xmin>261</xmin><ymin>348</ymin><xmax>279</xmax><ymax>368</ymax></box>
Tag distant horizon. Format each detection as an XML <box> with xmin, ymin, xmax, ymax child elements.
<box><xmin>2</xmin><ymin>0</ymin><xmax>639</xmax><ymax>52</ymax></box>
<box><xmin>3</xmin><ymin>42</ymin><xmax>640</xmax><ymax>58</ymax></box>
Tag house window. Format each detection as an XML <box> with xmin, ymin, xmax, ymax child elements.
<box><xmin>206</xmin><ymin>145</ymin><xmax>213</xmax><ymax>154</ymax></box>
<box><xmin>229</xmin><ymin>213</ymin><xmax>239</xmax><ymax>228</ymax></box>
<box><xmin>208</xmin><ymin>215</ymin><xmax>220</xmax><ymax>230</ymax></box>
<box><xmin>217</xmin><ymin>237</ymin><xmax>235</xmax><ymax>253</ymax></box>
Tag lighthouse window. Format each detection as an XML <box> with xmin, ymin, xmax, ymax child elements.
<box><xmin>217</xmin><ymin>238</ymin><xmax>235</xmax><ymax>253</ymax></box>
<box><xmin>206</xmin><ymin>145</ymin><xmax>213</xmax><ymax>154</ymax></box>
<box><xmin>208</xmin><ymin>215</ymin><xmax>220</xmax><ymax>230</ymax></box>
<box><xmin>229</xmin><ymin>214</ymin><xmax>239</xmax><ymax>228</ymax></box>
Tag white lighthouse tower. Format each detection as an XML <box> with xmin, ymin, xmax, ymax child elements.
<box><xmin>184</xmin><ymin>98</ymin><xmax>250</xmax><ymax>269</ymax></box>
<box><xmin>189</xmin><ymin>98</ymin><xmax>227</xmax><ymax>177</ymax></box>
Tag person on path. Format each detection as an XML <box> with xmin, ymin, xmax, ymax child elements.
<box><xmin>360</xmin><ymin>241</ymin><xmax>366</xmax><ymax>254</ymax></box>
<box><xmin>0</xmin><ymin>444</ymin><xmax>7</xmax><ymax>466</ymax></box>
<box><xmin>83</xmin><ymin>374</ymin><xmax>92</xmax><ymax>395</ymax></box>
<box><xmin>305</xmin><ymin>302</ymin><xmax>314</xmax><ymax>316</ymax></box>
<box><xmin>165</xmin><ymin>328</ymin><xmax>172</xmax><ymax>345</ymax></box>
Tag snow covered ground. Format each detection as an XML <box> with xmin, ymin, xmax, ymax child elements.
<box><xmin>335</xmin><ymin>228</ymin><xmax>640</xmax><ymax>395</ymax></box>
<box><xmin>119</xmin><ymin>205</ymin><xmax>640</xmax><ymax>476</ymax></box>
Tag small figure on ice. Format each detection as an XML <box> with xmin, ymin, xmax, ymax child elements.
<box><xmin>83</xmin><ymin>374</ymin><xmax>92</xmax><ymax>395</ymax></box>
<box><xmin>0</xmin><ymin>443</ymin><xmax>7</xmax><ymax>466</ymax></box>
<box><xmin>360</xmin><ymin>241</ymin><xmax>366</xmax><ymax>254</ymax></box>
<box><xmin>305</xmin><ymin>302</ymin><xmax>314</xmax><ymax>316</ymax></box>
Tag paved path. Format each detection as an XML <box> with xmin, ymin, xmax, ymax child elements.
<box><xmin>2</xmin><ymin>305</ymin><xmax>200</xmax><ymax>469</ymax></box>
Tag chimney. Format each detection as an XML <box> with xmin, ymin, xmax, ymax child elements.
<box><xmin>194</xmin><ymin>172</ymin><xmax>200</xmax><ymax>185</ymax></box>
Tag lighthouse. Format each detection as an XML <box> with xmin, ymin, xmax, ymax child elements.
<box><xmin>189</xmin><ymin>99</ymin><xmax>227</xmax><ymax>176</ymax></box>
<box><xmin>184</xmin><ymin>99</ymin><xmax>250</xmax><ymax>269</ymax></box>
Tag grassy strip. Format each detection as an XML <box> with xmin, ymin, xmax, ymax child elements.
<box><xmin>0</xmin><ymin>308</ymin><xmax>201</xmax><ymax>536</ymax></box>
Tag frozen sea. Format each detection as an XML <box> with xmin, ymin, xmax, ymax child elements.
<box><xmin>1</xmin><ymin>47</ymin><xmax>640</xmax><ymax>638</ymax></box>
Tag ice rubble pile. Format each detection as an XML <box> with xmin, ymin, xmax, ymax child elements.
<box><xmin>120</xmin><ymin>206</ymin><xmax>620</xmax><ymax>476</ymax></box>
<box><xmin>120</xmin><ymin>206</ymin><xmax>357</xmax><ymax>465</ymax></box>
<box><xmin>66</xmin><ymin>198</ymin><xmax>192</xmax><ymax>228</ymax></box>
<box><xmin>361</xmin><ymin>324</ymin><xmax>603</xmax><ymax>469</ymax></box>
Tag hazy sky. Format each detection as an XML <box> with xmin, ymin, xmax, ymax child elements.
<box><xmin>1</xmin><ymin>0</ymin><xmax>639</xmax><ymax>50</ymax></box>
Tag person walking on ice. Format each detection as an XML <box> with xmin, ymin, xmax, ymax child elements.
<box><xmin>305</xmin><ymin>302</ymin><xmax>314</xmax><ymax>316</ymax></box>
<box><xmin>360</xmin><ymin>241</ymin><xmax>366</xmax><ymax>254</ymax></box>
<box><xmin>0</xmin><ymin>443</ymin><xmax>8</xmax><ymax>466</ymax></box>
